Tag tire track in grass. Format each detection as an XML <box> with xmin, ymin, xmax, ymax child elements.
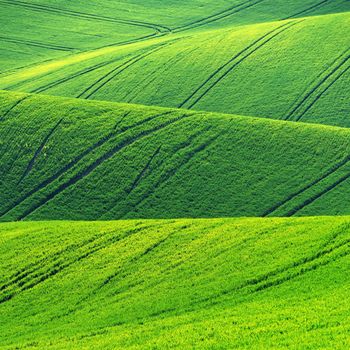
<box><xmin>77</xmin><ymin>41</ymin><xmax>175</xmax><ymax>99</ymax></box>
<box><xmin>0</xmin><ymin>224</ymin><xmax>158</xmax><ymax>304</ymax></box>
<box><xmin>125</xmin><ymin>44</ymin><xmax>198</xmax><ymax>104</ymax></box>
<box><xmin>0</xmin><ymin>36</ymin><xmax>76</xmax><ymax>52</ymax></box>
<box><xmin>17</xmin><ymin>113</ymin><xmax>192</xmax><ymax>220</ymax></box>
<box><xmin>96</xmin><ymin>225</ymin><xmax>179</xmax><ymax>292</ymax></box>
<box><xmin>262</xmin><ymin>152</ymin><xmax>350</xmax><ymax>217</ymax></box>
<box><xmin>31</xmin><ymin>56</ymin><xmax>130</xmax><ymax>94</ymax></box>
<box><xmin>284</xmin><ymin>48</ymin><xmax>350</xmax><ymax>121</ymax></box>
<box><xmin>0</xmin><ymin>0</ymin><xmax>170</xmax><ymax>34</ymax></box>
<box><xmin>282</xmin><ymin>0</ymin><xmax>332</xmax><ymax>20</ymax></box>
<box><xmin>173</xmin><ymin>0</ymin><xmax>266</xmax><ymax>33</ymax></box>
<box><xmin>126</xmin><ymin>146</ymin><xmax>162</xmax><ymax>195</ymax></box>
<box><xmin>294</xmin><ymin>64</ymin><xmax>350</xmax><ymax>122</ymax></box>
<box><xmin>183</xmin><ymin>222</ymin><xmax>350</xmax><ymax>312</ymax></box>
<box><xmin>148</xmin><ymin>234</ymin><xmax>350</xmax><ymax>320</ymax></box>
<box><xmin>179</xmin><ymin>20</ymin><xmax>300</xmax><ymax>109</ymax></box>
<box><xmin>120</xmin><ymin>126</ymin><xmax>225</xmax><ymax>218</ymax></box>
<box><xmin>100</xmin><ymin>124</ymin><xmax>208</xmax><ymax>219</ymax></box>
<box><xmin>285</xmin><ymin>169</ymin><xmax>350</xmax><ymax>216</ymax></box>
<box><xmin>0</xmin><ymin>110</ymin><xmax>173</xmax><ymax>219</ymax></box>
<box><xmin>0</xmin><ymin>95</ymin><xmax>30</xmax><ymax>122</ymax></box>
<box><xmin>17</xmin><ymin>118</ymin><xmax>64</xmax><ymax>185</ymax></box>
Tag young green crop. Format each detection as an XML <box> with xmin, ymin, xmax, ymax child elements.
<box><xmin>1</xmin><ymin>9</ymin><xmax>349</xmax><ymax>127</ymax></box>
<box><xmin>2</xmin><ymin>90</ymin><xmax>350</xmax><ymax>221</ymax></box>
<box><xmin>0</xmin><ymin>217</ymin><xmax>349</xmax><ymax>349</ymax></box>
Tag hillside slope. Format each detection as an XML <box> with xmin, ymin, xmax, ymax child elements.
<box><xmin>1</xmin><ymin>217</ymin><xmax>350</xmax><ymax>349</ymax></box>
<box><xmin>1</xmin><ymin>12</ymin><xmax>349</xmax><ymax>127</ymax></box>
<box><xmin>2</xmin><ymin>90</ymin><xmax>350</xmax><ymax>220</ymax></box>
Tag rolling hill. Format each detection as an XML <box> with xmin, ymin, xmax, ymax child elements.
<box><xmin>1</xmin><ymin>217</ymin><xmax>349</xmax><ymax>349</ymax></box>
<box><xmin>1</xmin><ymin>9</ymin><xmax>349</xmax><ymax>127</ymax></box>
<box><xmin>1</xmin><ymin>0</ymin><xmax>350</xmax><ymax>348</ymax></box>
<box><xmin>2</xmin><ymin>90</ymin><xmax>350</xmax><ymax>221</ymax></box>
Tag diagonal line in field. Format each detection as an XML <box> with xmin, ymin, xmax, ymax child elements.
<box><xmin>179</xmin><ymin>20</ymin><xmax>300</xmax><ymax>109</ymax></box>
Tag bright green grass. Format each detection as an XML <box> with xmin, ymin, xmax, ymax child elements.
<box><xmin>2</xmin><ymin>11</ymin><xmax>349</xmax><ymax>127</ymax></box>
<box><xmin>12</xmin><ymin>0</ymin><xmax>348</xmax><ymax>34</ymax></box>
<box><xmin>2</xmin><ymin>90</ymin><xmax>350</xmax><ymax>221</ymax></box>
<box><xmin>0</xmin><ymin>217</ymin><xmax>350</xmax><ymax>349</ymax></box>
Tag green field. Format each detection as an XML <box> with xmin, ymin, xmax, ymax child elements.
<box><xmin>3</xmin><ymin>90</ymin><xmax>350</xmax><ymax>221</ymax></box>
<box><xmin>1</xmin><ymin>0</ymin><xmax>350</xmax><ymax>348</ymax></box>
<box><xmin>1</xmin><ymin>1</ymin><xmax>349</xmax><ymax>127</ymax></box>
<box><xmin>1</xmin><ymin>217</ymin><xmax>350</xmax><ymax>349</ymax></box>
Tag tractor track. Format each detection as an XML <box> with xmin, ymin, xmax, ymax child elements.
<box><xmin>0</xmin><ymin>225</ymin><xmax>156</xmax><ymax>304</ymax></box>
<box><xmin>0</xmin><ymin>111</ymin><xmax>173</xmax><ymax>219</ymax></box>
<box><xmin>285</xmin><ymin>169</ymin><xmax>350</xmax><ymax>216</ymax></box>
<box><xmin>121</xmin><ymin>127</ymin><xmax>225</xmax><ymax>218</ymax></box>
<box><xmin>77</xmin><ymin>41</ymin><xmax>174</xmax><ymax>99</ymax></box>
<box><xmin>0</xmin><ymin>36</ymin><xmax>76</xmax><ymax>52</ymax></box>
<box><xmin>294</xmin><ymin>64</ymin><xmax>350</xmax><ymax>121</ymax></box>
<box><xmin>284</xmin><ymin>48</ymin><xmax>350</xmax><ymax>121</ymax></box>
<box><xmin>99</xmin><ymin>122</ymin><xmax>204</xmax><ymax>219</ymax></box>
<box><xmin>283</xmin><ymin>0</ymin><xmax>332</xmax><ymax>20</ymax></box>
<box><xmin>17</xmin><ymin>113</ymin><xmax>192</xmax><ymax>220</ymax></box>
<box><xmin>17</xmin><ymin>118</ymin><xmax>64</xmax><ymax>185</ymax></box>
<box><xmin>0</xmin><ymin>0</ymin><xmax>170</xmax><ymax>34</ymax></box>
<box><xmin>187</xmin><ymin>223</ymin><xmax>350</xmax><ymax>310</ymax></box>
<box><xmin>126</xmin><ymin>146</ymin><xmax>162</xmax><ymax>195</ymax></box>
<box><xmin>31</xmin><ymin>55</ymin><xmax>131</xmax><ymax>94</ymax></box>
<box><xmin>0</xmin><ymin>95</ymin><xmax>30</xmax><ymax>122</ymax></box>
<box><xmin>262</xmin><ymin>152</ymin><xmax>350</xmax><ymax>217</ymax></box>
<box><xmin>173</xmin><ymin>0</ymin><xmax>265</xmax><ymax>33</ymax></box>
<box><xmin>179</xmin><ymin>20</ymin><xmax>300</xmax><ymax>109</ymax></box>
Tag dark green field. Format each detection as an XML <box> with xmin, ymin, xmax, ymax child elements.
<box><xmin>0</xmin><ymin>1</ymin><xmax>350</xmax><ymax>349</ymax></box>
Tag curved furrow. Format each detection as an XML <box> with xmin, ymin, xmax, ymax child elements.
<box><xmin>0</xmin><ymin>111</ymin><xmax>173</xmax><ymax>219</ymax></box>
<box><xmin>282</xmin><ymin>0</ymin><xmax>332</xmax><ymax>20</ymax></box>
<box><xmin>100</xmin><ymin>124</ymin><xmax>210</xmax><ymax>219</ymax></box>
<box><xmin>0</xmin><ymin>0</ymin><xmax>170</xmax><ymax>34</ymax></box>
<box><xmin>17</xmin><ymin>118</ymin><xmax>64</xmax><ymax>185</ymax></box>
<box><xmin>77</xmin><ymin>41</ymin><xmax>174</xmax><ymax>99</ymax></box>
<box><xmin>183</xmin><ymin>223</ymin><xmax>350</xmax><ymax>311</ymax></box>
<box><xmin>173</xmin><ymin>0</ymin><xmax>265</xmax><ymax>33</ymax></box>
<box><xmin>17</xmin><ymin>114</ymin><xmax>192</xmax><ymax>220</ymax></box>
<box><xmin>0</xmin><ymin>36</ymin><xmax>76</xmax><ymax>52</ymax></box>
<box><xmin>262</xmin><ymin>152</ymin><xmax>350</xmax><ymax>217</ymax></box>
<box><xmin>31</xmin><ymin>57</ymin><xmax>127</xmax><ymax>94</ymax></box>
<box><xmin>120</xmin><ymin>127</ymin><xmax>226</xmax><ymax>219</ymax></box>
<box><xmin>284</xmin><ymin>48</ymin><xmax>350</xmax><ymax>121</ymax></box>
<box><xmin>179</xmin><ymin>20</ymin><xmax>300</xmax><ymax>109</ymax></box>
<box><xmin>0</xmin><ymin>225</ymin><xmax>157</xmax><ymax>304</ymax></box>
<box><xmin>285</xmin><ymin>169</ymin><xmax>350</xmax><ymax>216</ymax></box>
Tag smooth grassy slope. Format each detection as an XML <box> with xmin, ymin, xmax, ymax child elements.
<box><xmin>0</xmin><ymin>217</ymin><xmax>350</xmax><ymax>349</ymax></box>
<box><xmin>0</xmin><ymin>0</ymin><xmax>165</xmax><ymax>73</ymax></box>
<box><xmin>3</xmin><ymin>90</ymin><xmax>350</xmax><ymax>220</ymax></box>
<box><xmin>1</xmin><ymin>12</ymin><xmax>349</xmax><ymax>127</ymax></box>
<box><xmin>20</xmin><ymin>0</ymin><xmax>350</xmax><ymax>28</ymax></box>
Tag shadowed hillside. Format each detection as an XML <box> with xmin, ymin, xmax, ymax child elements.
<box><xmin>2</xmin><ymin>90</ymin><xmax>350</xmax><ymax>221</ymax></box>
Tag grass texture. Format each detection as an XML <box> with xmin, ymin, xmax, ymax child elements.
<box><xmin>0</xmin><ymin>217</ymin><xmax>350</xmax><ymax>349</ymax></box>
<box><xmin>2</xmin><ymin>90</ymin><xmax>350</xmax><ymax>220</ymax></box>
